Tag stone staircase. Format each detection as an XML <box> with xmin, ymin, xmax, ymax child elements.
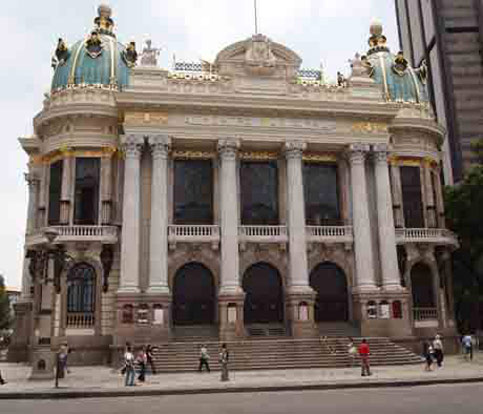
<box><xmin>246</xmin><ymin>324</ymin><xmax>288</xmax><ymax>338</ymax></box>
<box><xmin>151</xmin><ymin>336</ymin><xmax>422</xmax><ymax>373</ymax></box>
<box><xmin>318</xmin><ymin>322</ymin><xmax>361</xmax><ymax>338</ymax></box>
<box><xmin>171</xmin><ymin>325</ymin><xmax>219</xmax><ymax>342</ymax></box>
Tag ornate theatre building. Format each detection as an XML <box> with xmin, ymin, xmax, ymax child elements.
<box><xmin>11</xmin><ymin>5</ymin><xmax>458</xmax><ymax>365</ymax></box>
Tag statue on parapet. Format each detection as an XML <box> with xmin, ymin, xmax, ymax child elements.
<box><xmin>140</xmin><ymin>39</ymin><xmax>160</xmax><ymax>67</ymax></box>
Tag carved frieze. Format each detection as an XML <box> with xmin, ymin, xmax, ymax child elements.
<box><xmin>351</xmin><ymin>122</ymin><xmax>388</xmax><ymax>134</ymax></box>
<box><xmin>124</xmin><ymin>111</ymin><xmax>168</xmax><ymax>126</ymax></box>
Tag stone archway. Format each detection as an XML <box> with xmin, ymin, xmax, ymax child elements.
<box><xmin>172</xmin><ymin>262</ymin><xmax>216</xmax><ymax>325</ymax></box>
<box><xmin>242</xmin><ymin>262</ymin><xmax>284</xmax><ymax>324</ymax></box>
<box><xmin>410</xmin><ymin>262</ymin><xmax>435</xmax><ymax>308</ymax></box>
<box><xmin>309</xmin><ymin>262</ymin><xmax>349</xmax><ymax>322</ymax></box>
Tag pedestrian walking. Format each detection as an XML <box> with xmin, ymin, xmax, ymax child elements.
<box><xmin>422</xmin><ymin>341</ymin><xmax>434</xmax><ymax>371</ymax></box>
<box><xmin>347</xmin><ymin>337</ymin><xmax>357</xmax><ymax>367</ymax></box>
<box><xmin>146</xmin><ymin>344</ymin><xmax>157</xmax><ymax>374</ymax></box>
<box><xmin>198</xmin><ymin>344</ymin><xmax>211</xmax><ymax>372</ymax></box>
<box><xmin>433</xmin><ymin>334</ymin><xmax>444</xmax><ymax>367</ymax></box>
<box><xmin>461</xmin><ymin>334</ymin><xmax>473</xmax><ymax>361</ymax></box>
<box><xmin>0</xmin><ymin>369</ymin><xmax>6</xmax><ymax>385</ymax></box>
<box><xmin>123</xmin><ymin>345</ymin><xmax>135</xmax><ymax>386</ymax></box>
<box><xmin>136</xmin><ymin>347</ymin><xmax>147</xmax><ymax>382</ymax></box>
<box><xmin>219</xmin><ymin>343</ymin><xmax>229</xmax><ymax>382</ymax></box>
<box><xmin>358</xmin><ymin>338</ymin><xmax>371</xmax><ymax>376</ymax></box>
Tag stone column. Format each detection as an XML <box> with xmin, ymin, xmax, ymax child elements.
<box><xmin>284</xmin><ymin>141</ymin><xmax>311</xmax><ymax>292</ymax></box>
<box><xmin>118</xmin><ymin>135</ymin><xmax>143</xmax><ymax>293</ymax></box>
<box><xmin>389</xmin><ymin>162</ymin><xmax>405</xmax><ymax>228</ymax></box>
<box><xmin>148</xmin><ymin>135</ymin><xmax>171</xmax><ymax>294</ymax></box>
<box><xmin>423</xmin><ymin>160</ymin><xmax>436</xmax><ymax>228</ymax></box>
<box><xmin>60</xmin><ymin>155</ymin><xmax>72</xmax><ymax>225</ymax></box>
<box><xmin>373</xmin><ymin>144</ymin><xmax>402</xmax><ymax>291</ymax></box>
<box><xmin>434</xmin><ymin>167</ymin><xmax>445</xmax><ymax>228</ymax></box>
<box><xmin>217</xmin><ymin>139</ymin><xmax>242</xmax><ymax>295</ymax></box>
<box><xmin>347</xmin><ymin>144</ymin><xmax>377</xmax><ymax>291</ymax></box>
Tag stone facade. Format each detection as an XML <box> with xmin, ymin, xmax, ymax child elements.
<box><xmin>10</xmin><ymin>6</ymin><xmax>459</xmax><ymax>365</ymax></box>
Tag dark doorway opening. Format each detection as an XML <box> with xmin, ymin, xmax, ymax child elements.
<box><xmin>242</xmin><ymin>262</ymin><xmax>284</xmax><ymax>324</ymax></box>
<box><xmin>310</xmin><ymin>262</ymin><xmax>349</xmax><ymax>322</ymax></box>
<box><xmin>172</xmin><ymin>262</ymin><xmax>215</xmax><ymax>325</ymax></box>
<box><xmin>411</xmin><ymin>262</ymin><xmax>435</xmax><ymax>307</ymax></box>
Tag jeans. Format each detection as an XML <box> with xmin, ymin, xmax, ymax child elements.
<box><xmin>125</xmin><ymin>367</ymin><xmax>135</xmax><ymax>386</ymax></box>
<box><xmin>361</xmin><ymin>356</ymin><xmax>371</xmax><ymax>376</ymax></box>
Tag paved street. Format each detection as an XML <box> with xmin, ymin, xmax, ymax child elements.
<box><xmin>0</xmin><ymin>383</ymin><xmax>481</xmax><ymax>414</ymax></box>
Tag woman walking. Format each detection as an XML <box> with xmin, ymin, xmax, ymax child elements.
<box><xmin>347</xmin><ymin>337</ymin><xmax>357</xmax><ymax>367</ymax></box>
<box><xmin>136</xmin><ymin>347</ymin><xmax>147</xmax><ymax>383</ymax></box>
<box><xmin>433</xmin><ymin>334</ymin><xmax>444</xmax><ymax>367</ymax></box>
<box><xmin>146</xmin><ymin>344</ymin><xmax>156</xmax><ymax>374</ymax></box>
<box><xmin>422</xmin><ymin>341</ymin><xmax>434</xmax><ymax>371</ymax></box>
<box><xmin>219</xmin><ymin>343</ymin><xmax>229</xmax><ymax>382</ymax></box>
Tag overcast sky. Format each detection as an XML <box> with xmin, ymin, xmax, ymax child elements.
<box><xmin>0</xmin><ymin>0</ymin><xmax>399</xmax><ymax>289</ymax></box>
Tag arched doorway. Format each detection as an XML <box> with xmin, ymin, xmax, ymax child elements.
<box><xmin>410</xmin><ymin>262</ymin><xmax>435</xmax><ymax>308</ymax></box>
<box><xmin>242</xmin><ymin>262</ymin><xmax>284</xmax><ymax>324</ymax></box>
<box><xmin>310</xmin><ymin>262</ymin><xmax>349</xmax><ymax>322</ymax></box>
<box><xmin>172</xmin><ymin>262</ymin><xmax>215</xmax><ymax>325</ymax></box>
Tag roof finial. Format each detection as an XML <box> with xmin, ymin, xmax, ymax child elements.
<box><xmin>95</xmin><ymin>4</ymin><xmax>115</xmax><ymax>36</ymax></box>
<box><xmin>367</xmin><ymin>19</ymin><xmax>389</xmax><ymax>54</ymax></box>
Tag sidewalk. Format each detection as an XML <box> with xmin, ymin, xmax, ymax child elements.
<box><xmin>0</xmin><ymin>355</ymin><xmax>482</xmax><ymax>399</ymax></box>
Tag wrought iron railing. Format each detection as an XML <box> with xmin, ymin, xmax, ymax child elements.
<box><xmin>413</xmin><ymin>307</ymin><xmax>438</xmax><ymax>321</ymax></box>
<box><xmin>66</xmin><ymin>312</ymin><xmax>95</xmax><ymax>328</ymax></box>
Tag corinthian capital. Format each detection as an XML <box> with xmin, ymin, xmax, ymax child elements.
<box><xmin>148</xmin><ymin>135</ymin><xmax>171</xmax><ymax>160</ymax></box>
<box><xmin>284</xmin><ymin>141</ymin><xmax>306</xmax><ymax>160</ymax></box>
<box><xmin>121</xmin><ymin>134</ymin><xmax>144</xmax><ymax>158</ymax></box>
<box><xmin>372</xmin><ymin>143</ymin><xmax>389</xmax><ymax>164</ymax></box>
<box><xmin>24</xmin><ymin>172</ymin><xmax>39</xmax><ymax>188</ymax></box>
<box><xmin>217</xmin><ymin>138</ymin><xmax>240</xmax><ymax>160</ymax></box>
<box><xmin>346</xmin><ymin>143</ymin><xmax>370</xmax><ymax>165</ymax></box>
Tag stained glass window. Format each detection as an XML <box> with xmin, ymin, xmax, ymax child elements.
<box><xmin>67</xmin><ymin>263</ymin><xmax>96</xmax><ymax>313</ymax></box>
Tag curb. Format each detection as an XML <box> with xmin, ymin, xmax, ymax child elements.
<box><xmin>1</xmin><ymin>376</ymin><xmax>482</xmax><ymax>400</ymax></box>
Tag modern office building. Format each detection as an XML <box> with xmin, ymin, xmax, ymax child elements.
<box><xmin>10</xmin><ymin>5</ymin><xmax>458</xmax><ymax>369</ymax></box>
<box><xmin>395</xmin><ymin>0</ymin><xmax>483</xmax><ymax>182</ymax></box>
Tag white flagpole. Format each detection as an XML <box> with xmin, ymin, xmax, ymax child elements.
<box><xmin>254</xmin><ymin>0</ymin><xmax>258</xmax><ymax>34</ymax></box>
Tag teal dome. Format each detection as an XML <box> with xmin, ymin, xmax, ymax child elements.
<box><xmin>51</xmin><ymin>5</ymin><xmax>135</xmax><ymax>92</ymax></box>
<box><xmin>363</xmin><ymin>22</ymin><xmax>428</xmax><ymax>103</ymax></box>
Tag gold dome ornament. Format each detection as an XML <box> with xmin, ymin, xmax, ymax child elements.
<box><xmin>94</xmin><ymin>3</ymin><xmax>115</xmax><ymax>35</ymax></box>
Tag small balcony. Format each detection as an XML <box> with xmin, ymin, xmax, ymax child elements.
<box><xmin>238</xmin><ymin>225</ymin><xmax>288</xmax><ymax>244</ymax></box>
<box><xmin>396</xmin><ymin>228</ymin><xmax>459</xmax><ymax>247</ymax></box>
<box><xmin>306</xmin><ymin>225</ymin><xmax>354</xmax><ymax>243</ymax></box>
<box><xmin>168</xmin><ymin>224</ymin><xmax>220</xmax><ymax>249</ymax></box>
<box><xmin>26</xmin><ymin>225</ymin><xmax>118</xmax><ymax>246</ymax></box>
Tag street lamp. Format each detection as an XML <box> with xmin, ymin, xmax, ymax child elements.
<box><xmin>27</xmin><ymin>228</ymin><xmax>73</xmax><ymax>384</ymax></box>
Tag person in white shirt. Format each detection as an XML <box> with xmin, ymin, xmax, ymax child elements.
<box><xmin>432</xmin><ymin>334</ymin><xmax>444</xmax><ymax>367</ymax></box>
<box><xmin>124</xmin><ymin>346</ymin><xmax>135</xmax><ymax>386</ymax></box>
<box><xmin>198</xmin><ymin>345</ymin><xmax>211</xmax><ymax>372</ymax></box>
<box><xmin>462</xmin><ymin>334</ymin><xmax>473</xmax><ymax>360</ymax></box>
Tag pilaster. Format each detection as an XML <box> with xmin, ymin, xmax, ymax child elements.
<box><xmin>373</xmin><ymin>144</ymin><xmax>402</xmax><ymax>291</ymax></box>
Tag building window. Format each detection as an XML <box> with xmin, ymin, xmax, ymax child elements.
<box><xmin>173</xmin><ymin>160</ymin><xmax>213</xmax><ymax>224</ymax></box>
<box><xmin>392</xmin><ymin>301</ymin><xmax>403</xmax><ymax>319</ymax></box>
<box><xmin>240</xmin><ymin>161</ymin><xmax>279</xmax><ymax>225</ymax></box>
<box><xmin>303</xmin><ymin>163</ymin><xmax>340</xmax><ymax>225</ymax></box>
<box><xmin>48</xmin><ymin>160</ymin><xmax>63</xmax><ymax>225</ymax></box>
<box><xmin>74</xmin><ymin>158</ymin><xmax>100</xmax><ymax>225</ymax></box>
<box><xmin>400</xmin><ymin>166</ymin><xmax>424</xmax><ymax>228</ymax></box>
<box><xmin>66</xmin><ymin>263</ymin><xmax>96</xmax><ymax>327</ymax></box>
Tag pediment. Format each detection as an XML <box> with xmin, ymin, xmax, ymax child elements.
<box><xmin>214</xmin><ymin>34</ymin><xmax>302</xmax><ymax>78</ymax></box>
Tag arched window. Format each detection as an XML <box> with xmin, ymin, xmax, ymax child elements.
<box><xmin>67</xmin><ymin>263</ymin><xmax>96</xmax><ymax>314</ymax></box>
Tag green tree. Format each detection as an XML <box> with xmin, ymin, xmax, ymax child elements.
<box><xmin>444</xmin><ymin>164</ymin><xmax>483</xmax><ymax>333</ymax></box>
<box><xmin>0</xmin><ymin>274</ymin><xmax>11</xmax><ymax>331</ymax></box>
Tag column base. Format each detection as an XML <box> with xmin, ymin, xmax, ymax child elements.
<box><xmin>381</xmin><ymin>284</ymin><xmax>406</xmax><ymax>293</ymax></box>
<box><xmin>146</xmin><ymin>286</ymin><xmax>170</xmax><ymax>295</ymax></box>
<box><xmin>117</xmin><ymin>286</ymin><xmax>140</xmax><ymax>294</ymax></box>
<box><xmin>285</xmin><ymin>288</ymin><xmax>318</xmax><ymax>338</ymax></box>
<box><xmin>218</xmin><ymin>291</ymin><xmax>245</xmax><ymax>341</ymax></box>
<box><xmin>29</xmin><ymin>346</ymin><xmax>56</xmax><ymax>381</ymax></box>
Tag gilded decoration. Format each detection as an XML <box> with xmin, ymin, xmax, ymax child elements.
<box><xmin>302</xmin><ymin>153</ymin><xmax>337</xmax><ymax>163</ymax></box>
<box><xmin>239</xmin><ymin>151</ymin><xmax>278</xmax><ymax>161</ymax></box>
<box><xmin>351</xmin><ymin>122</ymin><xmax>388</xmax><ymax>134</ymax></box>
<box><xmin>172</xmin><ymin>150</ymin><xmax>215</xmax><ymax>160</ymax></box>
<box><xmin>124</xmin><ymin>111</ymin><xmax>168</xmax><ymax>126</ymax></box>
<box><xmin>29</xmin><ymin>146</ymin><xmax>119</xmax><ymax>165</ymax></box>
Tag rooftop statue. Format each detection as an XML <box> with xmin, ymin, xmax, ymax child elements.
<box><xmin>140</xmin><ymin>39</ymin><xmax>160</xmax><ymax>67</ymax></box>
<box><xmin>245</xmin><ymin>34</ymin><xmax>276</xmax><ymax>75</ymax></box>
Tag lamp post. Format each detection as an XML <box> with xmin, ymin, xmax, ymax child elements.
<box><xmin>27</xmin><ymin>228</ymin><xmax>73</xmax><ymax>383</ymax></box>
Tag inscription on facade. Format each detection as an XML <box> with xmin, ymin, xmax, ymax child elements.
<box><xmin>185</xmin><ymin>115</ymin><xmax>337</xmax><ymax>131</ymax></box>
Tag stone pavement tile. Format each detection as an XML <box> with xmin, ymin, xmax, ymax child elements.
<box><xmin>0</xmin><ymin>354</ymin><xmax>482</xmax><ymax>394</ymax></box>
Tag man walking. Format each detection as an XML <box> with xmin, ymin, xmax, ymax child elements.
<box><xmin>433</xmin><ymin>334</ymin><xmax>444</xmax><ymax>367</ymax></box>
<box><xmin>145</xmin><ymin>344</ymin><xmax>156</xmax><ymax>374</ymax></box>
<box><xmin>198</xmin><ymin>344</ymin><xmax>210</xmax><ymax>372</ymax></box>
<box><xmin>462</xmin><ymin>334</ymin><xmax>473</xmax><ymax>361</ymax></box>
<box><xmin>358</xmin><ymin>338</ymin><xmax>371</xmax><ymax>376</ymax></box>
<box><xmin>123</xmin><ymin>345</ymin><xmax>135</xmax><ymax>386</ymax></box>
<box><xmin>219</xmin><ymin>343</ymin><xmax>229</xmax><ymax>381</ymax></box>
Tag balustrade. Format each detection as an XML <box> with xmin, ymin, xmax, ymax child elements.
<box><xmin>413</xmin><ymin>307</ymin><xmax>438</xmax><ymax>321</ymax></box>
<box><xmin>396</xmin><ymin>228</ymin><xmax>458</xmax><ymax>246</ymax></box>
<box><xmin>66</xmin><ymin>312</ymin><xmax>95</xmax><ymax>328</ymax></box>
<box><xmin>168</xmin><ymin>224</ymin><xmax>220</xmax><ymax>238</ymax></box>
